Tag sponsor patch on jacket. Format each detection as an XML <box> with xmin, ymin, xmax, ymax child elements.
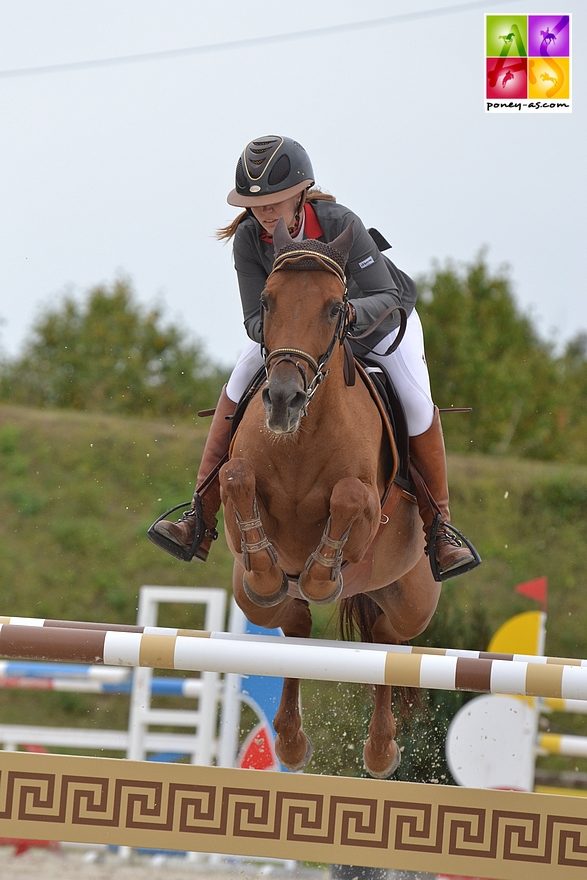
<box><xmin>358</xmin><ymin>256</ymin><xmax>375</xmax><ymax>269</ymax></box>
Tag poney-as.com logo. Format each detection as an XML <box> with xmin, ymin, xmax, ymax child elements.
<box><xmin>485</xmin><ymin>14</ymin><xmax>571</xmax><ymax>112</ymax></box>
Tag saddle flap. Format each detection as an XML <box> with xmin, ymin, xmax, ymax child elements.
<box><xmin>354</xmin><ymin>360</ymin><xmax>412</xmax><ymax>497</ymax></box>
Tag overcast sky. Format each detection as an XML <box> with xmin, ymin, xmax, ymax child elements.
<box><xmin>1</xmin><ymin>1</ymin><xmax>584</xmax><ymax>369</ymax></box>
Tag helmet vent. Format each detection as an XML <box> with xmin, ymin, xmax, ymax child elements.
<box><xmin>268</xmin><ymin>155</ymin><xmax>291</xmax><ymax>186</ymax></box>
<box><xmin>252</xmin><ymin>138</ymin><xmax>280</xmax><ymax>148</ymax></box>
<box><xmin>235</xmin><ymin>157</ymin><xmax>247</xmax><ymax>189</ymax></box>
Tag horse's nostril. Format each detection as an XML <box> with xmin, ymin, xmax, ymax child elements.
<box><xmin>262</xmin><ymin>387</ymin><xmax>272</xmax><ymax>408</ymax></box>
<box><xmin>291</xmin><ymin>391</ymin><xmax>306</xmax><ymax>412</ymax></box>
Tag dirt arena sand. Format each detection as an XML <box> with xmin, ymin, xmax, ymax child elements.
<box><xmin>0</xmin><ymin>848</ymin><xmax>328</xmax><ymax>880</ymax></box>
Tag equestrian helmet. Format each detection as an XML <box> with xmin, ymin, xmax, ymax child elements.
<box><xmin>227</xmin><ymin>135</ymin><xmax>315</xmax><ymax>207</ymax></box>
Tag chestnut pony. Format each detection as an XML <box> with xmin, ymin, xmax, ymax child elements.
<box><xmin>219</xmin><ymin>219</ymin><xmax>440</xmax><ymax>777</ymax></box>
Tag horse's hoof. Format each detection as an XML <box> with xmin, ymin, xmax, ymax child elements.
<box><xmin>242</xmin><ymin>570</ymin><xmax>289</xmax><ymax>607</ymax></box>
<box><xmin>297</xmin><ymin>572</ymin><xmax>343</xmax><ymax>605</ymax></box>
<box><xmin>363</xmin><ymin>742</ymin><xmax>401</xmax><ymax>779</ymax></box>
<box><xmin>277</xmin><ymin>736</ymin><xmax>314</xmax><ymax>773</ymax></box>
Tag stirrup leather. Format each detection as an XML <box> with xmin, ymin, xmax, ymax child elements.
<box><xmin>426</xmin><ymin>513</ymin><xmax>482</xmax><ymax>582</ymax></box>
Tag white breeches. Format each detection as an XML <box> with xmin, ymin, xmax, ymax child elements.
<box><xmin>366</xmin><ymin>309</ymin><xmax>434</xmax><ymax>436</ymax></box>
<box><xmin>226</xmin><ymin>309</ymin><xmax>434</xmax><ymax>437</ymax></box>
<box><xmin>226</xmin><ymin>338</ymin><xmax>266</xmax><ymax>403</ymax></box>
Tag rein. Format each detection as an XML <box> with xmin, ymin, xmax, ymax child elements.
<box><xmin>350</xmin><ymin>303</ymin><xmax>407</xmax><ymax>357</ymax></box>
<box><xmin>261</xmin><ymin>250</ymin><xmax>350</xmax><ymax>413</ymax></box>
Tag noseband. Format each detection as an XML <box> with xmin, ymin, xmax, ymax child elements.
<box><xmin>261</xmin><ymin>249</ymin><xmax>350</xmax><ymax>413</ymax></box>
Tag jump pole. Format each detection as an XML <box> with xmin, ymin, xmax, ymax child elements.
<box><xmin>1</xmin><ymin>614</ymin><xmax>585</xmax><ymax>668</ymax></box>
<box><xmin>2</xmin><ymin>619</ymin><xmax>587</xmax><ymax>877</ymax></box>
<box><xmin>1</xmin><ymin>622</ymin><xmax>587</xmax><ymax>700</ymax></box>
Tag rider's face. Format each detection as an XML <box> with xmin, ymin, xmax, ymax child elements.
<box><xmin>251</xmin><ymin>194</ymin><xmax>300</xmax><ymax>236</ymax></box>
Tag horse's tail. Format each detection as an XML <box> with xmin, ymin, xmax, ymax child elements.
<box><xmin>339</xmin><ymin>593</ymin><xmax>379</xmax><ymax>645</ymax></box>
<box><xmin>338</xmin><ymin>594</ymin><xmax>422</xmax><ymax>720</ymax></box>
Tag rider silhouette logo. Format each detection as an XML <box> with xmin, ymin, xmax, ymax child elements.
<box><xmin>486</xmin><ymin>14</ymin><xmax>528</xmax><ymax>58</ymax></box>
<box><xmin>528</xmin><ymin>14</ymin><xmax>570</xmax><ymax>57</ymax></box>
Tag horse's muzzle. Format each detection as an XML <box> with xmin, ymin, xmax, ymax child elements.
<box><xmin>262</xmin><ymin>384</ymin><xmax>306</xmax><ymax>434</ymax></box>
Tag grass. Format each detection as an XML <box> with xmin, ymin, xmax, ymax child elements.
<box><xmin>1</xmin><ymin>402</ymin><xmax>587</xmax><ymax>780</ymax></box>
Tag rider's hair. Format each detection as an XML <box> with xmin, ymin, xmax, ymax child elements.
<box><xmin>216</xmin><ymin>189</ymin><xmax>336</xmax><ymax>241</ymax></box>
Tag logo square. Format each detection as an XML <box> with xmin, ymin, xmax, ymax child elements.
<box><xmin>528</xmin><ymin>15</ymin><xmax>570</xmax><ymax>57</ymax></box>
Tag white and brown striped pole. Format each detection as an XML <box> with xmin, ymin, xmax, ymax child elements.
<box><xmin>1</xmin><ymin>614</ymin><xmax>585</xmax><ymax>667</ymax></box>
<box><xmin>1</xmin><ymin>618</ymin><xmax>587</xmax><ymax>700</ymax></box>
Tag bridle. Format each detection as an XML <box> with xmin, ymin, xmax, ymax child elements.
<box><xmin>260</xmin><ymin>250</ymin><xmax>351</xmax><ymax>414</ymax></box>
<box><xmin>260</xmin><ymin>246</ymin><xmax>408</xmax><ymax>415</ymax></box>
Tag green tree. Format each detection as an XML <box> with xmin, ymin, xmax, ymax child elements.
<box><xmin>417</xmin><ymin>254</ymin><xmax>566</xmax><ymax>460</ymax></box>
<box><xmin>555</xmin><ymin>332</ymin><xmax>587</xmax><ymax>465</ymax></box>
<box><xmin>0</xmin><ymin>278</ymin><xmax>228</xmax><ymax>417</ymax></box>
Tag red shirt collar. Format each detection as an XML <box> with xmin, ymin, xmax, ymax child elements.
<box><xmin>259</xmin><ymin>202</ymin><xmax>324</xmax><ymax>244</ymax></box>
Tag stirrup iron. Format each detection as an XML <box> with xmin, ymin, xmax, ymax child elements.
<box><xmin>426</xmin><ymin>513</ymin><xmax>482</xmax><ymax>582</ymax></box>
<box><xmin>147</xmin><ymin>496</ymin><xmax>215</xmax><ymax>562</ymax></box>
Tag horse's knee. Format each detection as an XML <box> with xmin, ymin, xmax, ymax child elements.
<box><xmin>331</xmin><ymin>477</ymin><xmax>375</xmax><ymax>516</ymax></box>
<box><xmin>329</xmin><ymin>477</ymin><xmax>379</xmax><ymax>559</ymax></box>
<box><xmin>330</xmin><ymin>477</ymin><xmax>379</xmax><ymax>541</ymax></box>
<box><xmin>219</xmin><ymin>457</ymin><xmax>255</xmax><ymax>505</ymax></box>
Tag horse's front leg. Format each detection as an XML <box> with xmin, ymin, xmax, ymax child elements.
<box><xmin>227</xmin><ymin>535</ymin><xmax>314</xmax><ymax>773</ymax></box>
<box><xmin>298</xmin><ymin>477</ymin><xmax>379</xmax><ymax>604</ymax></box>
<box><xmin>220</xmin><ymin>458</ymin><xmax>289</xmax><ymax>607</ymax></box>
<box><xmin>272</xmin><ymin>598</ymin><xmax>314</xmax><ymax>771</ymax></box>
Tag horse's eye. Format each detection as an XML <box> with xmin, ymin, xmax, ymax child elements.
<box><xmin>260</xmin><ymin>294</ymin><xmax>268</xmax><ymax>311</ymax></box>
<box><xmin>329</xmin><ymin>302</ymin><xmax>342</xmax><ymax>319</ymax></box>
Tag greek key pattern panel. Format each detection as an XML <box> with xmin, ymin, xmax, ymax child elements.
<box><xmin>0</xmin><ymin>752</ymin><xmax>587</xmax><ymax>880</ymax></box>
<box><xmin>392</xmin><ymin>801</ymin><xmax>587</xmax><ymax>866</ymax></box>
<box><xmin>0</xmin><ymin>762</ymin><xmax>587</xmax><ymax>876</ymax></box>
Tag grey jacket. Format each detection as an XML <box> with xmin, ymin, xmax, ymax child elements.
<box><xmin>232</xmin><ymin>199</ymin><xmax>417</xmax><ymax>352</ymax></box>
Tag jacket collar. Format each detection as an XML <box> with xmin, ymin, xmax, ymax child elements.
<box><xmin>259</xmin><ymin>202</ymin><xmax>323</xmax><ymax>245</ymax></box>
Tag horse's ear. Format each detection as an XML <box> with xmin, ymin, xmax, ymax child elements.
<box><xmin>273</xmin><ymin>217</ymin><xmax>294</xmax><ymax>254</ymax></box>
<box><xmin>329</xmin><ymin>221</ymin><xmax>355</xmax><ymax>265</ymax></box>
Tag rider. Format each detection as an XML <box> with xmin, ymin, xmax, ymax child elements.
<box><xmin>149</xmin><ymin>135</ymin><xmax>480</xmax><ymax>581</ymax></box>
